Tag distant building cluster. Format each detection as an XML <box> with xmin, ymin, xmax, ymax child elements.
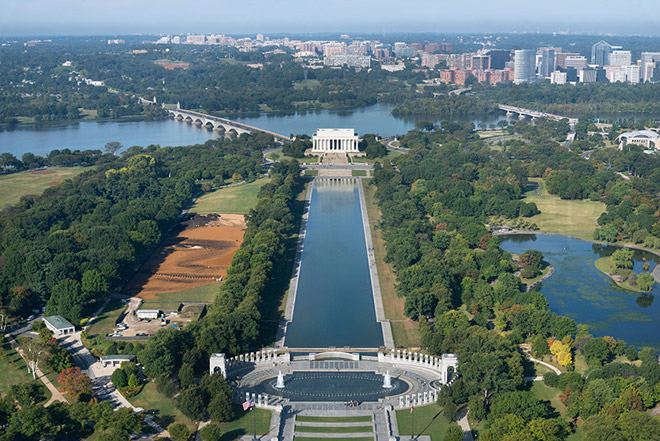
<box><xmin>149</xmin><ymin>33</ymin><xmax>660</xmax><ymax>86</ymax></box>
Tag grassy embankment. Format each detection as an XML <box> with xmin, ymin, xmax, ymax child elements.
<box><xmin>522</xmin><ymin>178</ymin><xmax>605</xmax><ymax>238</ymax></box>
<box><xmin>593</xmin><ymin>256</ymin><xmax>651</xmax><ymax>293</ymax></box>
<box><xmin>190</xmin><ymin>178</ymin><xmax>271</xmax><ymax>215</ymax></box>
<box><xmin>395</xmin><ymin>403</ymin><xmax>451</xmax><ymax>440</ymax></box>
<box><xmin>0</xmin><ymin>167</ymin><xmax>93</xmax><ymax>208</ymax></box>
<box><xmin>363</xmin><ymin>181</ymin><xmax>420</xmax><ymax>348</ymax></box>
<box><xmin>0</xmin><ymin>338</ymin><xmax>52</xmax><ymax>402</ymax></box>
<box><xmin>266</xmin><ymin>152</ymin><xmax>319</xmax><ymax>163</ymax></box>
<box><xmin>350</xmin><ymin>151</ymin><xmax>402</xmax><ymax>164</ymax></box>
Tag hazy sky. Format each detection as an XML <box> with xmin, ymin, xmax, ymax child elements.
<box><xmin>1</xmin><ymin>0</ymin><xmax>659</xmax><ymax>36</ymax></box>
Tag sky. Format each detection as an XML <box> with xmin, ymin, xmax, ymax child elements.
<box><xmin>1</xmin><ymin>0</ymin><xmax>659</xmax><ymax>37</ymax></box>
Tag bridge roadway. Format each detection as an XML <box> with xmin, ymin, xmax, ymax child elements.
<box><xmin>167</xmin><ymin>108</ymin><xmax>291</xmax><ymax>143</ymax></box>
<box><xmin>498</xmin><ymin>104</ymin><xmax>578</xmax><ymax>126</ymax></box>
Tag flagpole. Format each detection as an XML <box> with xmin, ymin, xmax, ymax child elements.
<box><xmin>253</xmin><ymin>404</ymin><xmax>257</xmax><ymax>441</ymax></box>
<box><xmin>411</xmin><ymin>403</ymin><xmax>414</xmax><ymax>440</ymax></box>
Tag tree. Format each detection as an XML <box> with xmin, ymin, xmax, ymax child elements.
<box><xmin>582</xmin><ymin>338</ymin><xmax>611</xmax><ymax>366</ymax></box>
<box><xmin>57</xmin><ymin>367</ymin><xmax>93</xmax><ymax>401</ymax></box>
<box><xmin>111</xmin><ymin>369</ymin><xmax>127</xmax><ymax>388</ymax></box>
<box><xmin>177</xmin><ymin>386</ymin><xmax>206</xmax><ymax>420</ymax></box>
<box><xmin>168</xmin><ymin>422</ymin><xmax>191</xmax><ymax>441</ymax></box>
<box><xmin>200</xmin><ymin>423</ymin><xmax>223</xmax><ymax>441</ymax></box>
<box><xmin>209</xmin><ymin>394</ymin><xmax>235</xmax><ymax>422</ymax></box>
<box><xmin>9</xmin><ymin>383</ymin><xmax>46</xmax><ymax>407</ymax></box>
<box><xmin>444</xmin><ymin>422</ymin><xmax>464</xmax><ymax>441</ymax></box>
<box><xmin>532</xmin><ymin>334</ymin><xmax>550</xmax><ymax>358</ymax></box>
<box><xmin>46</xmin><ymin>278</ymin><xmax>84</xmax><ymax>325</ymax></box>
<box><xmin>178</xmin><ymin>362</ymin><xmax>194</xmax><ymax>389</ymax></box>
<box><xmin>638</xmin><ymin>273</ymin><xmax>655</xmax><ymax>292</ymax></box>
<box><xmin>611</xmin><ymin>248</ymin><xmax>634</xmax><ymax>269</ymax></box>
<box><xmin>104</xmin><ymin>141</ymin><xmax>123</xmax><ymax>155</ymax></box>
<box><xmin>18</xmin><ymin>336</ymin><xmax>51</xmax><ymax>380</ymax></box>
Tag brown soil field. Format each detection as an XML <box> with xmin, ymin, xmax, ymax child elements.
<box><xmin>124</xmin><ymin>214</ymin><xmax>246</xmax><ymax>299</ymax></box>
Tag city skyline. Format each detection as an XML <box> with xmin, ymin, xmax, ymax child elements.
<box><xmin>1</xmin><ymin>0</ymin><xmax>659</xmax><ymax>36</ymax></box>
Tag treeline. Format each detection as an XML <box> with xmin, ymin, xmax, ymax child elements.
<box><xmin>0</xmin><ymin>149</ymin><xmax>111</xmax><ymax>171</ymax></box>
<box><xmin>371</xmin><ymin>123</ymin><xmax>660</xmax><ymax>439</ymax></box>
<box><xmin>391</xmin><ymin>95</ymin><xmax>497</xmax><ymax>117</ymax></box>
<box><xmin>476</xmin><ymin>82</ymin><xmax>660</xmax><ymax>115</ymax></box>
<box><xmin>136</xmin><ymin>160</ymin><xmax>301</xmax><ymax>421</ymax></box>
<box><xmin>0</xmin><ymin>134</ymin><xmax>272</xmax><ymax>326</ymax></box>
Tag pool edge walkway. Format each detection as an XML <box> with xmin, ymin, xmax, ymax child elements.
<box><xmin>358</xmin><ymin>178</ymin><xmax>394</xmax><ymax>349</ymax></box>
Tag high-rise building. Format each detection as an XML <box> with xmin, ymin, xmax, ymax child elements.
<box><xmin>513</xmin><ymin>50</ymin><xmax>536</xmax><ymax>84</ymax></box>
<box><xmin>564</xmin><ymin>56</ymin><xmax>588</xmax><ymax>70</ymax></box>
<box><xmin>424</xmin><ymin>43</ymin><xmax>440</xmax><ymax>53</ymax></box>
<box><xmin>555</xmin><ymin>52</ymin><xmax>580</xmax><ymax>69</ymax></box>
<box><xmin>471</xmin><ymin>55</ymin><xmax>490</xmax><ymax>70</ymax></box>
<box><xmin>640</xmin><ymin>52</ymin><xmax>660</xmax><ymax>81</ymax></box>
<box><xmin>579</xmin><ymin>68</ymin><xmax>597</xmax><ymax>83</ymax></box>
<box><xmin>551</xmin><ymin>71</ymin><xmax>567</xmax><ymax>84</ymax></box>
<box><xmin>538</xmin><ymin>48</ymin><xmax>556</xmax><ymax>78</ymax></box>
<box><xmin>486</xmin><ymin>49</ymin><xmax>511</xmax><ymax>70</ymax></box>
<box><xmin>591</xmin><ymin>40</ymin><xmax>612</xmax><ymax>66</ymax></box>
<box><xmin>624</xmin><ymin>65</ymin><xmax>641</xmax><ymax>84</ymax></box>
<box><xmin>609</xmin><ymin>50</ymin><xmax>632</xmax><ymax>66</ymax></box>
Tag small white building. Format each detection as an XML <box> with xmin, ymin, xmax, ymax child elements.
<box><xmin>43</xmin><ymin>315</ymin><xmax>75</xmax><ymax>336</ymax></box>
<box><xmin>100</xmin><ymin>354</ymin><xmax>136</xmax><ymax>368</ymax></box>
<box><xmin>136</xmin><ymin>309</ymin><xmax>160</xmax><ymax>320</ymax></box>
<box><xmin>311</xmin><ymin>128</ymin><xmax>359</xmax><ymax>154</ymax></box>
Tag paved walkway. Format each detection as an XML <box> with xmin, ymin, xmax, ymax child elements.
<box><xmin>457</xmin><ymin>407</ymin><xmax>474</xmax><ymax>441</ymax></box>
<box><xmin>357</xmin><ymin>179</ymin><xmax>394</xmax><ymax>349</ymax></box>
<box><xmin>7</xmin><ymin>335</ymin><xmax>67</xmax><ymax>406</ymax></box>
<box><xmin>527</xmin><ymin>356</ymin><xmax>561</xmax><ymax>375</ymax></box>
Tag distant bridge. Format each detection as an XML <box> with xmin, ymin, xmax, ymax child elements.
<box><xmin>498</xmin><ymin>105</ymin><xmax>578</xmax><ymax>126</ymax></box>
<box><xmin>167</xmin><ymin>108</ymin><xmax>291</xmax><ymax>143</ymax></box>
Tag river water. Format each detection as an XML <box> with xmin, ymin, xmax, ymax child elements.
<box><xmin>500</xmin><ymin>234</ymin><xmax>660</xmax><ymax>350</ymax></box>
<box><xmin>284</xmin><ymin>179</ymin><xmax>383</xmax><ymax>348</ymax></box>
<box><xmin>0</xmin><ymin>103</ymin><xmax>508</xmax><ymax>157</ymax></box>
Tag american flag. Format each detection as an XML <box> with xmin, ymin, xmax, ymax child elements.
<box><xmin>242</xmin><ymin>398</ymin><xmax>255</xmax><ymax>411</ymax></box>
<box><xmin>410</xmin><ymin>402</ymin><xmax>414</xmax><ymax>414</ymax></box>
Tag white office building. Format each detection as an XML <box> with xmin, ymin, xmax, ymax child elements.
<box><xmin>609</xmin><ymin>50</ymin><xmax>632</xmax><ymax>67</ymax></box>
<box><xmin>550</xmin><ymin>71</ymin><xmax>567</xmax><ymax>84</ymax></box>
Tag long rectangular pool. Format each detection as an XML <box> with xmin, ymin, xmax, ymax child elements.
<box><xmin>284</xmin><ymin>178</ymin><xmax>384</xmax><ymax>348</ymax></box>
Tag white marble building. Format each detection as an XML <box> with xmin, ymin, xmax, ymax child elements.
<box><xmin>311</xmin><ymin>128</ymin><xmax>359</xmax><ymax>153</ymax></box>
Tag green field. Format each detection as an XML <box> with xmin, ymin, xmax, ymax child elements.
<box><xmin>352</xmin><ymin>170</ymin><xmax>367</xmax><ymax>177</ymax></box>
<box><xmin>190</xmin><ymin>178</ymin><xmax>269</xmax><ymax>215</ymax></box>
<box><xmin>295</xmin><ymin>425</ymin><xmax>373</xmax><ymax>433</ymax></box>
<box><xmin>266</xmin><ymin>152</ymin><xmax>320</xmax><ymax>163</ymax></box>
<box><xmin>530</xmin><ymin>382</ymin><xmax>568</xmax><ymax>418</ymax></box>
<box><xmin>293</xmin><ymin>79</ymin><xmax>321</xmax><ymax>90</ymax></box>
<box><xmin>523</xmin><ymin>178</ymin><xmax>605</xmax><ymax>234</ymax></box>
<box><xmin>295</xmin><ymin>438</ymin><xmax>373</xmax><ymax>441</ymax></box>
<box><xmin>86</xmin><ymin>299</ymin><xmax>125</xmax><ymax>338</ymax></box>
<box><xmin>141</xmin><ymin>283</ymin><xmax>220</xmax><ymax>309</ymax></box>
<box><xmin>211</xmin><ymin>408</ymin><xmax>272</xmax><ymax>440</ymax></box>
<box><xmin>396</xmin><ymin>403</ymin><xmax>451</xmax><ymax>441</ymax></box>
<box><xmin>304</xmin><ymin>170</ymin><xmax>319</xmax><ymax>176</ymax></box>
<box><xmin>351</xmin><ymin>151</ymin><xmax>402</xmax><ymax>164</ymax></box>
<box><xmin>296</xmin><ymin>416</ymin><xmax>372</xmax><ymax>423</ymax></box>
<box><xmin>0</xmin><ymin>167</ymin><xmax>93</xmax><ymax>208</ymax></box>
<box><xmin>0</xmin><ymin>338</ymin><xmax>50</xmax><ymax>401</ymax></box>
<box><xmin>130</xmin><ymin>382</ymin><xmax>197</xmax><ymax>431</ymax></box>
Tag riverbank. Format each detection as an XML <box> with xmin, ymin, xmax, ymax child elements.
<box><xmin>0</xmin><ymin>114</ymin><xmax>166</xmax><ymax>130</ymax></box>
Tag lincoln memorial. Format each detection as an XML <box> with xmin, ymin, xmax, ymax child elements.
<box><xmin>311</xmin><ymin>128</ymin><xmax>360</xmax><ymax>153</ymax></box>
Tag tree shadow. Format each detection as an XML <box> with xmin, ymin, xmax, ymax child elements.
<box><xmin>220</xmin><ymin>428</ymin><xmax>246</xmax><ymax>441</ymax></box>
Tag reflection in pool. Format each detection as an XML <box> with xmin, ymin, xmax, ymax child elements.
<box><xmin>255</xmin><ymin>371</ymin><xmax>409</xmax><ymax>402</ymax></box>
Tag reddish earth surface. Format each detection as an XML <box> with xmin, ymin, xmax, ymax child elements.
<box><xmin>123</xmin><ymin>214</ymin><xmax>246</xmax><ymax>299</ymax></box>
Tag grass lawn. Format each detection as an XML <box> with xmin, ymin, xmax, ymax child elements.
<box><xmin>295</xmin><ymin>425</ymin><xmax>373</xmax><ymax>433</ymax></box>
<box><xmin>594</xmin><ymin>256</ymin><xmax>651</xmax><ymax>293</ymax></box>
<box><xmin>141</xmin><ymin>283</ymin><xmax>220</xmax><ymax>306</ymax></box>
<box><xmin>0</xmin><ymin>338</ymin><xmax>50</xmax><ymax>401</ymax></box>
<box><xmin>213</xmin><ymin>408</ymin><xmax>272</xmax><ymax>441</ymax></box>
<box><xmin>86</xmin><ymin>299</ymin><xmax>125</xmax><ymax>338</ymax></box>
<box><xmin>0</xmin><ymin>167</ymin><xmax>93</xmax><ymax>208</ymax></box>
<box><xmin>293</xmin><ymin>79</ymin><xmax>321</xmax><ymax>90</ymax></box>
<box><xmin>363</xmin><ymin>181</ymin><xmax>419</xmax><ymax>348</ymax></box>
<box><xmin>296</xmin><ymin>416</ymin><xmax>373</xmax><ymax>423</ymax></box>
<box><xmin>267</xmin><ymin>152</ymin><xmax>319</xmax><ymax>163</ymax></box>
<box><xmin>304</xmin><ymin>170</ymin><xmax>318</xmax><ymax>176</ymax></box>
<box><xmin>396</xmin><ymin>403</ymin><xmax>450</xmax><ymax>441</ymax></box>
<box><xmin>352</xmin><ymin>170</ymin><xmax>367</xmax><ymax>177</ymax></box>
<box><xmin>530</xmin><ymin>382</ymin><xmax>567</xmax><ymax>418</ymax></box>
<box><xmin>523</xmin><ymin>178</ymin><xmax>605</xmax><ymax>234</ymax></box>
<box><xmin>295</xmin><ymin>438</ymin><xmax>373</xmax><ymax>441</ymax></box>
<box><xmin>190</xmin><ymin>178</ymin><xmax>270</xmax><ymax>215</ymax></box>
<box><xmin>520</xmin><ymin>263</ymin><xmax>551</xmax><ymax>286</ymax></box>
<box><xmin>130</xmin><ymin>382</ymin><xmax>197</xmax><ymax>431</ymax></box>
<box><xmin>351</xmin><ymin>151</ymin><xmax>402</xmax><ymax>164</ymax></box>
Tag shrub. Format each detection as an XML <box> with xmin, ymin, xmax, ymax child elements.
<box><xmin>168</xmin><ymin>422</ymin><xmax>190</xmax><ymax>441</ymax></box>
<box><xmin>544</xmin><ymin>371</ymin><xmax>559</xmax><ymax>388</ymax></box>
<box><xmin>200</xmin><ymin>423</ymin><xmax>223</xmax><ymax>441</ymax></box>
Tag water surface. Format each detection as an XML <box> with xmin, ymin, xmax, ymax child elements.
<box><xmin>285</xmin><ymin>179</ymin><xmax>383</xmax><ymax>348</ymax></box>
<box><xmin>500</xmin><ymin>234</ymin><xmax>660</xmax><ymax>349</ymax></box>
